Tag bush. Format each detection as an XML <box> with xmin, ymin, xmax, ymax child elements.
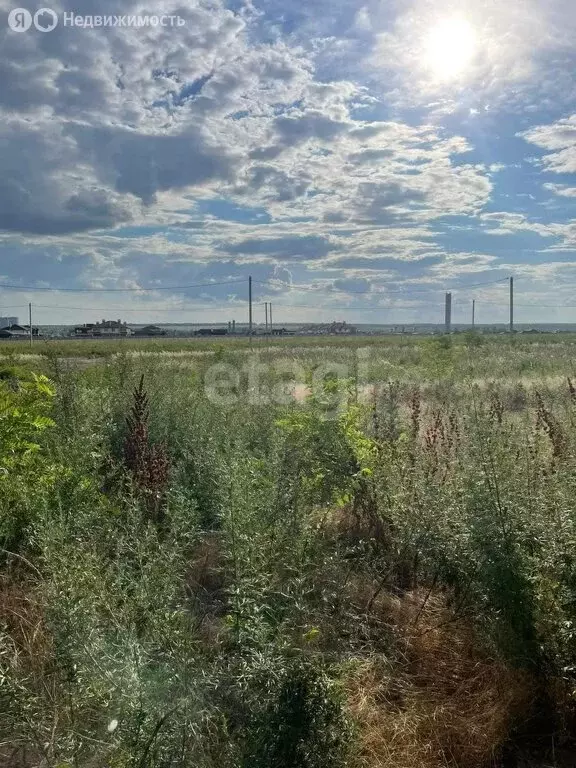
<box><xmin>237</xmin><ymin>658</ymin><xmax>352</xmax><ymax>768</ymax></box>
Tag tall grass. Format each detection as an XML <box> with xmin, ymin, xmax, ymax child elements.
<box><xmin>2</xmin><ymin>337</ymin><xmax>576</xmax><ymax>766</ymax></box>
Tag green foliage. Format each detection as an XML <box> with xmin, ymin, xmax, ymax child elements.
<box><xmin>244</xmin><ymin>660</ymin><xmax>352</xmax><ymax>768</ymax></box>
<box><xmin>463</xmin><ymin>330</ymin><xmax>485</xmax><ymax>348</ymax></box>
<box><xmin>274</xmin><ymin>405</ymin><xmax>359</xmax><ymax>507</ymax></box>
<box><xmin>0</xmin><ymin>372</ymin><xmax>58</xmax><ymax>552</ymax></box>
<box><xmin>0</xmin><ymin>372</ymin><xmax>55</xmax><ymax>468</ymax></box>
<box><xmin>4</xmin><ymin>336</ymin><xmax>576</xmax><ymax>766</ymax></box>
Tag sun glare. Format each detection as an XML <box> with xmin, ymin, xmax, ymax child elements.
<box><xmin>424</xmin><ymin>17</ymin><xmax>477</xmax><ymax>80</ymax></box>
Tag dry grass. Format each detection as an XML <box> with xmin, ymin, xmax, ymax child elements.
<box><xmin>345</xmin><ymin>590</ymin><xmax>534</xmax><ymax>768</ymax></box>
<box><xmin>185</xmin><ymin>533</ymin><xmax>228</xmax><ymax>645</ymax></box>
<box><xmin>0</xmin><ymin>576</ymin><xmax>53</xmax><ymax>678</ymax></box>
<box><xmin>0</xmin><ymin>577</ymin><xmax>56</xmax><ymax>768</ymax></box>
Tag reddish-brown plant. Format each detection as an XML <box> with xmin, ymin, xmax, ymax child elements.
<box><xmin>535</xmin><ymin>391</ymin><xmax>567</xmax><ymax>461</ymax></box>
<box><xmin>124</xmin><ymin>375</ymin><xmax>170</xmax><ymax>525</ymax></box>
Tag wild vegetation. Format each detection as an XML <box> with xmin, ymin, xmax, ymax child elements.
<box><xmin>2</xmin><ymin>333</ymin><xmax>576</xmax><ymax>767</ymax></box>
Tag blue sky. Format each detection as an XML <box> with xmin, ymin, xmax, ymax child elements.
<box><xmin>0</xmin><ymin>0</ymin><xmax>575</xmax><ymax>324</ymax></box>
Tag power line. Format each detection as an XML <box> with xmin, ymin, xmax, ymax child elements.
<box><xmin>264</xmin><ymin>301</ymin><xmax>439</xmax><ymax>312</ymax></box>
<box><xmin>31</xmin><ymin>302</ymin><xmax>244</xmax><ymax>313</ymax></box>
<box><xmin>513</xmin><ymin>302</ymin><xmax>576</xmax><ymax>309</ymax></box>
<box><xmin>452</xmin><ymin>299</ymin><xmax>507</xmax><ymax>306</ymax></box>
<box><xmin>453</xmin><ymin>299</ymin><xmax>576</xmax><ymax>309</ymax></box>
<box><xmin>253</xmin><ymin>278</ymin><xmax>378</xmax><ymax>296</ymax></box>
<box><xmin>253</xmin><ymin>275</ymin><xmax>510</xmax><ymax>296</ymax></box>
<box><xmin>0</xmin><ymin>278</ymin><xmax>246</xmax><ymax>293</ymax></box>
<box><xmin>30</xmin><ymin>295</ymin><xmax>529</xmax><ymax>316</ymax></box>
<box><xmin>14</xmin><ymin>273</ymin><xmax>576</xmax><ymax>319</ymax></box>
<box><xmin>0</xmin><ymin>274</ymin><xmax>510</xmax><ymax>299</ymax></box>
<box><xmin>26</xmin><ymin>297</ymin><xmax>442</xmax><ymax>315</ymax></box>
<box><xmin>370</xmin><ymin>277</ymin><xmax>511</xmax><ymax>294</ymax></box>
<box><xmin>28</xmin><ymin>300</ymin><xmax>439</xmax><ymax>314</ymax></box>
<box><xmin>443</xmin><ymin>276</ymin><xmax>510</xmax><ymax>291</ymax></box>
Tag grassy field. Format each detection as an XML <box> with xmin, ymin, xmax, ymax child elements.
<box><xmin>2</xmin><ymin>332</ymin><xmax>576</xmax><ymax>767</ymax></box>
<box><xmin>2</xmin><ymin>329</ymin><xmax>576</xmax><ymax>359</ymax></box>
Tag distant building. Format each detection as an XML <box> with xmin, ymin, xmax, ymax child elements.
<box><xmin>133</xmin><ymin>325</ymin><xmax>167</xmax><ymax>337</ymax></box>
<box><xmin>73</xmin><ymin>319</ymin><xmax>133</xmax><ymax>338</ymax></box>
<box><xmin>0</xmin><ymin>316</ymin><xmax>18</xmax><ymax>329</ymax></box>
<box><xmin>311</xmin><ymin>321</ymin><xmax>357</xmax><ymax>335</ymax></box>
<box><xmin>195</xmin><ymin>328</ymin><xmax>228</xmax><ymax>336</ymax></box>
<box><xmin>0</xmin><ymin>324</ymin><xmax>39</xmax><ymax>339</ymax></box>
<box><xmin>328</xmin><ymin>321</ymin><xmax>356</xmax><ymax>335</ymax></box>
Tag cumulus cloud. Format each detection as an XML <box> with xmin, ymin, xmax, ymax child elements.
<box><xmin>232</xmin><ymin>115</ymin><xmax>491</xmax><ymax>225</ymax></box>
<box><xmin>360</xmin><ymin>0</ymin><xmax>576</xmax><ymax>114</ymax></box>
<box><xmin>222</xmin><ymin>234</ymin><xmax>338</xmax><ymax>260</ymax></box>
<box><xmin>521</xmin><ymin>115</ymin><xmax>576</xmax><ymax>173</ymax></box>
<box><xmin>331</xmin><ymin>277</ymin><xmax>371</xmax><ymax>293</ymax></box>
<box><xmin>0</xmin><ymin>0</ymin><xmax>496</xmax><ymax>243</ymax></box>
<box><xmin>0</xmin><ymin>0</ymin><xmax>315</xmax><ymax>234</ymax></box>
<box><xmin>0</xmin><ymin>0</ymin><xmax>574</xmax><ymax>321</ymax></box>
<box><xmin>480</xmin><ymin>212</ymin><xmax>576</xmax><ymax>248</ymax></box>
<box><xmin>0</xmin><ymin>118</ymin><xmax>139</xmax><ymax>234</ymax></box>
<box><xmin>480</xmin><ymin>212</ymin><xmax>552</xmax><ymax>236</ymax></box>
<box><xmin>544</xmin><ymin>183</ymin><xmax>576</xmax><ymax>197</ymax></box>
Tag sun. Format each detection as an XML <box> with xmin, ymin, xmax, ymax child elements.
<box><xmin>424</xmin><ymin>17</ymin><xmax>477</xmax><ymax>80</ymax></box>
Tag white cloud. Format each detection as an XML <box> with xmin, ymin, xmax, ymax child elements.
<box><xmin>544</xmin><ymin>183</ymin><xmax>576</xmax><ymax>197</ymax></box>
<box><xmin>230</xmin><ymin>114</ymin><xmax>491</xmax><ymax>226</ymax></box>
<box><xmin>520</xmin><ymin>115</ymin><xmax>576</xmax><ymax>173</ymax></box>
<box><xmin>363</xmin><ymin>0</ymin><xmax>576</xmax><ymax>112</ymax></box>
<box><xmin>480</xmin><ymin>211</ymin><xmax>576</xmax><ymax>247</ymax></box>
<box><xmin>0</xmin><ymin>0</ymin><xmax>574</xmax><ymax>323</ymax></box>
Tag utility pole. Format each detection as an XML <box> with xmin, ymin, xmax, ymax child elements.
<box><xmin>509</xmin><ymin>276</ymin><xmax>514</xmax><ymax>334</ymax></box>
<box><xmin>472</xmin><ymin>299</ymin><xmax>475</xmax><ymax>329</ymax></box>
<box><xmin>28</xmin><ymin>302</ymin><xmax>33</xmax><ymax>347</ymax></box>
<box><xmin>248</xmin><ymin>275</ymin><xmax>253</xmax><ymax>339</ymax></box>
<box><xmin>264</xmin><ymin>302</ymin><xmax>268</xmax><ymax>333</ymax></box>
<box><xmin>444</xmin><ymin>292</ymin><xmax>452</xmax><ymax>334</ymax></box>
<box><xmin>269</xmin><ymin>303</ymin><xmax>273</xmax><ymax>335</ymax></box>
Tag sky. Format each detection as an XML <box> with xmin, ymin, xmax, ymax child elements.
<box><xmin>0</xmin><ymin>0</ymin><xmax>575</xmax><ymax>326</ymax></box>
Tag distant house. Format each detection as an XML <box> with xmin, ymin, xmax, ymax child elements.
<box><xmin>328</xmin><ymin>321</ymin><xmax>357</xmax><ymax>335</ymax></box>
<box><xmin>195</xmin><ymin>328</ymin><xmax>228</xmax><ymax>336</ymax></box>
<box><xmin>0</xmin><ymin>316</ymin><xmax>18</xmax><ymax>329</ymax></box>
<box><xmin>73</xmin><ymin>319</ymin><xmax>133</xmax><ymax>338</ymax></box>
<box><xmin>133</xmin><ymin>325</ymin><xmax>166</xmax><ymax>337</ymax></box>
<box><xmin>0</xmin><ymin>324</ymin><xmax>39</xmax><ymax>339</ymax></box>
